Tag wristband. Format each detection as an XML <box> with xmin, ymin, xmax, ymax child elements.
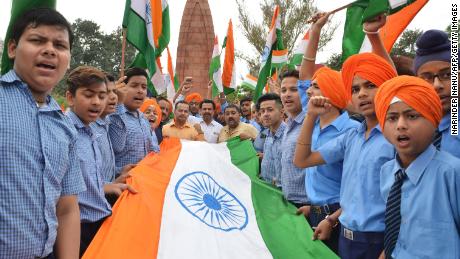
<box><xmin>362</xmin><ymin>29</ymin><xmax>380</xmax><ymax>35</ymax></box>
<box><xmin>302</xmin><ymin>55</ymin><xmax>316</xmax><ymax>62</ymax></box>
<box><xmin>325</xmin><ymin>215</ymin><xmax>339</xmax><ymax>228</ymax></box>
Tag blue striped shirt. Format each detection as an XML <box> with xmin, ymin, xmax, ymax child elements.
<box><xmin>0</xmin><ymin>70</ymin><xmax>86</xmax><ymax>258</ymax></box>
<box><xmin>67</xmin><ymin>111</ymin><xmax>111</xmax><ymax>223</ymax></box>
<box><xmin>92</xmin><ymin>117</ymin><xmax>116</xmax><ymax>182</ymax></box>
<box><xmin>260</xmin><ymin>122</ymin><xmax>286</xmax><ymax>187</ymax></box>
<box><xmin>280</xmin><ymin>110</ymin><xmax>308</xmax><ymax>204</ymax></box>
<box><xmin>318</xmin><ymin>122</ymin><xmax>395</xmax><ymax>232</ymax></box>
<box><xmin>380</xmin><ymin>145</ymin><xmax>460</xmax><ymax>258</ymax></box>
<box><xmin>109</xmin><ymin>104</ymin><xmax>159</xmax><ymax>168</ymax></box>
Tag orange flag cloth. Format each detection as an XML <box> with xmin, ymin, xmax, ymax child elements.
<box><xmin>140</xmin><ymin>99</ymin><xmax>162</xmax><ymax>128</ymax></box>
<box><xmin>312</xmin><ymin>67</ymin><xmax>348</xmax><ymax>109</ymax></box>
<box><xmin>374</xmin><ymin>75</ymin><xmax>442</xmax><ymax>130</ymax></box>
<box><xmin>185</xmin><ymin>93</ymin><xmax>203</xmax><ymax>103</ymax></box>
<box><xmin>341</xmin><ymin>53</ymin><xmax>397</xmax><ymax>100</ymax></box>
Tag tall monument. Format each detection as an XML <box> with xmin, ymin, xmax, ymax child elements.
<box><xmin>176</xmin><ymin>0</ymin><xmax>215</xmax><ymax>97</ymax></box>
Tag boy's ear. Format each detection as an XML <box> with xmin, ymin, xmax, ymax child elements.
<box><xmin>65</xmin><ymin>90</ymin><xmax>75</xmax><ymax>107</ymax></box>
<box><xmin>7</xmin><ymin>39</ymin><xmax>18</xmax><ymax>59</ymax></box>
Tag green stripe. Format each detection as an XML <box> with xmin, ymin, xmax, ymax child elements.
<box><xmin>1</xmin><ymin>0</ymin><xmax>56</xmax><ymax>75</ymax></box>
<box><xmin>342</xmin><ymin>3</ymin><xmax>366</xmax><ymax>61</ymax></box>
<box><xmin>290</xmin><ymin>54</ymin><xmax>303</xmax><ymax>66</ymax></box>
<box><xmin>209</xmin><ymin>55</ymin><xmax>221</xmax><ymax>97</ymax></box>
<box><xmin>226</xmin><ymin>139</ymin><xmax>338</xmax><ymax>259</ymax></box>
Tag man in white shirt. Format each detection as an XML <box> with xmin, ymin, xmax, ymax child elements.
<box><xmin>198</xmin><ymin>99</ymin><xmax>223</xmax><ymax>143</ymax></box>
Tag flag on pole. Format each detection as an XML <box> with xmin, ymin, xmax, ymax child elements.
<box><xmin>209</xmin><ymin>36</ymin><xmax>223</xmax><ymax>98</ymax></box>
<box><xmin>166</xmin><ymin>47</ymin><xmax>179</xmax><ymax>100</ymax></box>
<box><xmin>342</xmin><ymin>0</ymin><xmax>427</xmax><ymax>61</ymax></box>
<box><xmin>1</xmin><ymin>0</ymin><xmax>56</xmax><ymax>75</ymax></box>
<box><xmin>271</xmin><ymin>49</ymin><xmax>288</xmax><ymax>69</ymax></box>
<box><xmin>83</xmin><ymin>138</ymin><xmax>338</xmax><ymax>259</ymax></box>
<box><xmin>253</xmin><ymin>5</ymin><xmax>284</xmax><ymax>102</ymax></box>
<box><xmin>241</xmin><ymin>74</ymin><xmax>257</xmax><ymax>91</ymax></box>
<box><xmin>290</xmin><ymin>29</ymin><xmax>310</xmax><ymax>66</ymax></box>
<box><xmin>222</xmin><ymin>20</ymin><xmax>237</xmax><ymax>95</ymax></box>
<box><xmin>123</xmin><ymin>0</ymin><xmax>170</xmax><ymax>94</ymax></box>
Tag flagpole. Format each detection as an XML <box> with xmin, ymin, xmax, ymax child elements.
<box><xmin>307</xmin><ymin>0</ymin><xmax>357</xmax><ymax>23</ymax></box>
<box><xmin>120</xmin><ymin>28</ymin><xmax>127</xmax><ymax>78</ymax></box>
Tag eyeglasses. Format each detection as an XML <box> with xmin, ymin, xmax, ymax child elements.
<box><xmin>419</xmin><ymin>69</ymin><xmax>451</xmax><ymax>84</ymax></box>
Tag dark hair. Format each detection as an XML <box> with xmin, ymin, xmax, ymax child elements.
<box><xmin>124</xmin><ymin>67</ymin><xmax>148</xmax><ymax>84</ymax></box>
<box><xmin>279</xmin><ymin>69</ymin><xmax>299</xmax><ymax>81</ymax></box>
<box><xmin>256</xmin><ymin>93</ymin><xmax>282</xmax><ymax>111</ymax></box>
<box><xmin>67</xmin><ymin>66</ymin><xmax>107</xmax><ymax>95</ymax></box>
<box><xmin>10</xmin><ymin>8</ymin><xmax>73</xmax><ymax>50</ymax></box>
<box><xmin>224</xmin><ymin>104</ymin><xmax>241</xmax><ymax>114</ymax></box>
<box><xmin>239</xmin><ymin>96</ymin><xmax>252</xmax><ymax>106</ymax></box>
<box><xmin>199</xmin><ymin>99</ymin><xmax>216</xmax><ymax>109</ymax></box>
<box><xmin>175</xmin><ymin>100</ymin><xmax>189</xmax><ymax>110</ymax></box>
<box><xmin>104</xmin><ymin>72</ymin><xmax>116</xmax><ymax>82</ymax></box>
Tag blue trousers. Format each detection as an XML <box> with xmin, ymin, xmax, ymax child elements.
<box><xmin>338</xmin><ymin>227</ymin><xmax>384</xmax><ymax>259</ymax></box>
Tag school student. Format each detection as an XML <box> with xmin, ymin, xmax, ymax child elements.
<box><xmin>0</xmin><ymin>8</ymin><xmax>86</xmax><ymax>258</ymax></box>
<box><xmin>374</xmin><ymin>76</ymin><xmax>460</xmax><ymax>259</ymax></box>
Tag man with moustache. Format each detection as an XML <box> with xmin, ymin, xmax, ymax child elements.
<box><xmin>163</xmin><ymin>100</ymin><xmax>204</xmax><ymax>141</ymax></box>
<box><xmin>197</xmin><ymin>99</ymin><xmax>223</xmax><ymax>143</ymax></box>
<box><xmin>218</xmin><ymin>104</ymin><xmax>259</xmax><ymax>143</ymax></box>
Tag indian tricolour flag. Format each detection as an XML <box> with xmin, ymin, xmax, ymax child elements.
<box><xmin>209</xmin><ymin>36</ymin><xmax>223</xmax><ymax>98</ymax></box>
<box><xmin>123</xmin><ymin>0</ymin><xmax>170</xmax><ymax>94</ymax></box>
<box><xmin>271</xmin><ymin>49</ymin><xmax>288</xmax><ymax>69</ymax></box>
<box><xmin>290</xmin><ymin>29</ymin><xmax>310</xmax><ymax>67</ymax></box>
<box><xmin>254</xmin><ymin>5</ymin><xmax>284</xmax><ymax>102</ymax></box>
<box><xmin>342</xmin><ymin>0</ymin><xmax>428</xmax><ymax>61</ymax></box>
<box><xmin>241</xmin><ymin>74</ymin><xmax>257</xmax><ymax>91</ymax></box>
<box><xmin>83</xmin><ymin>138</ymin><xmax>337</xmax><ymax>259</ymax></box>
<box><xmin>165</xmin><ymin>47</ymin><xmax>179</xmax><ymax>100</ymax></box>
<box><xmin>222</xmin><ymin>19</ymin><xmax>237</xmax><ymax>95</ymax></box>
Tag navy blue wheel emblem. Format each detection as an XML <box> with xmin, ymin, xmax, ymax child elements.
<box><xmin>174</xmin><ymin>171</ymin><xmax>248</xmax><ymax>232</ymax></box>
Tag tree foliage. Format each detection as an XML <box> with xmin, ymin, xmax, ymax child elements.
<box><xmin>390</xmin><ymin>29</ymin><xmax>422</xmax><ymax>58</ymax></box>
<box><xmin>236</xmin><ymin>0</ymin><xmax>336</xmax><ymax>75</ymax></box>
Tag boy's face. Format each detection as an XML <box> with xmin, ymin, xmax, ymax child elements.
<box><xmin>417</xmin><ymin>61</ymin><xmax>452</xmax><ymax>115</ymax></box>
<box><xmin>124</xmin><ymin>75</ymin><xmax>147</xmax><ymax>111</ymax></box>
<box><xmin>280</xmin><ymin>77</ymin><xmax>301</xmax><ymax>117</ymax></box>
<box><xmin>67</xmin><ymin>82</ymin><xmax>108</xmax><ymax>125</ymax></box>
<box><xmin>260</xmin><ymin>100</ymin><xmax>283</xmax><ymax>128</ymax></box>
<box><xmin>144</xmin><ymin>105</ymin><xmax>158</xmax><ymax>128</ymax></box>
<box><xmin>240</xmin><ymin>101</ymin><xmax>251</xmax><ymax>117</ymax></box>
<box><xmin>101</xmin><ymin>81</ymin><xmax>118</xmax><ymax>117</ymax></box>
<box><xmin>8</xmin><ymin>25</ymin><xmax>70</xmax><ymax>97</ymax></box>
<box><xmin>306</xmin><ymin>80</ymin><xmax>323</xmax><ymax>98</ymax></box>
<box><xmin>351</xmin><ymin>75</ymin><xmax>378</xmax><ymax>117</ymax></box>
<box><xmin>383</xmin><ymin>101</ymin><xmax>435</xmax><ymax>166</ymax></box>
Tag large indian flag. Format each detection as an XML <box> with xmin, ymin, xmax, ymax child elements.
<box><xmin>83</xmin><ymin>138</ymin><xmax>337</xmax><ymax>259</ymax></box>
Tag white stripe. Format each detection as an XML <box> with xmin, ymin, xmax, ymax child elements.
<box><xmin>244</xmin><ymin>78</ymin><xmax>257</xmax><ymax>86</ymax></box>
<box><xmin>213</xmin><ymin>68</ymin><xmax>223</xmax><ymax>92</ymax></box>
<box><xmin>389</xmin><ymin>0</ymin><xmax>408</xmax><ymax>9</ymax></box>
<box><xmin>359</xmin><ymin>35</ymin><xmax>372</xmax><ymax>53</ymax></box>
<box><xmin>271</xmin><ymin>54</ymin><xmax>288</xmax><ymax>64</ymax></box>
<box><xmin>157</xmin><ymin>141</ymin><xmax>272</xmax><ymax>259</ymax></box>
<box><xmin>293</xmin><ymin>40</ymin><xmax>309</xmax><ymax>55</ymax></box>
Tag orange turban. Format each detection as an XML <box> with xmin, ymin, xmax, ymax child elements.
<box><xmin>312</xmin><ymin>67</ymin><xmax>348</xmax><ymax>109</ymax></box>
<box><xmin>185</xmin><ymin>93</ymin><xmax>203</xmax><ymax>103</ymax></box>
<box><xmin>140</xmin><ymin>99</ymin><xmax>162</xmax><ymax>127</ymax></box>
<box><xmin>342</xmin><ymin>53</ymin><xmax>397</xmax><ymax>100</ymax></box>
<box><xmin>375</xmin><ymin>75</ymin><xmax>442</xmax><ymax>130</ymax></box>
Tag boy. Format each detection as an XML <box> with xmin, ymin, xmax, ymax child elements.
<box><xmin>0</xmin><ymin>8</ymin><xmax>85</xmax><ymax>258</ymax></box>
<box><xmin>374</xmin><ymin>76</ymin><xmax>460</xmax><ymax>259</ymax></box>
<box><xmin>109</xmin><ymin>67</ymin><xmax>159</xmax><ymax>169</ymax></box>
<box><xmin>414</xmin><ymin>30</ymin><xmax>459</xmax><ymax>158</ymax></box>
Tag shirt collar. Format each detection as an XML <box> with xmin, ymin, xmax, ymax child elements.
<box><xmin>66</xmin><ymin>110</ymin><xmax>89</xmax><ymax>130</ymax></box>
<box><xmin>392</xmin><ymin>145</ymin><xmax>436</xmax><ymax>186</ymax></box>
<box><xmin>0</xmin><ymin>70</ymin><xmax>22</xmax><ymax>83</ymax></box>
<box><xmin>317</xmin><ymin>112</ymin><xmax>350</xmax><ymax>131</ymax></box>
<box><xmin>272</xmin><ymin>121</ymin><xmax>287</xmax><ymax>138</ymax></box>
<box><xmin>288</xmin><ymin>109</ymin><xmax>306</xmax><ymax>125</ymax></box>
<box><xmin>96</xmin><ymin>117</ymin><xmax>108</xmax><ymax>127</ymax></box>
<box><xmin>439</xmin><ymin>114</ymin><xmax>450</xmax><ymax>131</ymax></box>
<box><xmin>171</xmin><ymin>121</ymin><xmax>192</xmax><ymax>128</ymax></box>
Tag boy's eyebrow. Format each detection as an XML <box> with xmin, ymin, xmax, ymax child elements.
<box><xmin>386</xmin><ymin>108</ymin><xmax>416</xmax><ymax>115</ymax></box>
<box><xmin>82</xmin><ymin>88</ymin><xmax>107</xmax><ymax>94</ymax></box>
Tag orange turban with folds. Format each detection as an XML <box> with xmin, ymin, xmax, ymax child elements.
<box><xmin>312</xmin><ymin>67</ymin><xmax>348</xmax><ymax>109</ymax></box>
<box><xmin>140</xmin><ymin>99</ymin><xmax>162</xmax><ymax>127</ymax></box>
<box><xmin>342</xmin><ymin>53</ymin><xmax>397</xmax><ymax>100</ymax></box>
<box><xmin>375</xmin><ymin>75</ymin><xmax>442</xmax><ymax>130</ymax></box>
<box><xmin>185</xmin><ymin>93</ymin><xmax>203</xmax><ymax>103</ymax></box>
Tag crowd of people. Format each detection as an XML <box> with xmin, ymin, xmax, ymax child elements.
<box><xmin>0</xmin><ymin>7</ymin><xmax>458</xmax><ymax>259</ymax></box>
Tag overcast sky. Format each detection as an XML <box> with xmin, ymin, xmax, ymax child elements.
<box><xmin>0</xmin><ymin>0</ymin><xmax>452</xmax><ymax>79</ymax></box>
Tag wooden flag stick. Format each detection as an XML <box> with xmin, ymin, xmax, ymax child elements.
<box><xmin>307</xmin><ymin>1</ymin><xmax>357</xmax><ymax>23</ymax></box>
<box><xmin>120</xmin><ymin>28</ymin><xmax>127</xmax><ymax>78</ymax></box>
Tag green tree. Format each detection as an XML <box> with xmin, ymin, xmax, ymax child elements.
<box><xmin>390</xmin><ymin>29</ymin><xmax>422</xmax><ymax>58</ymax></box>
<box><xmin>236</xmin><ymin>0</ymin><xmax>336</xmax><ymax>75</ymax></box>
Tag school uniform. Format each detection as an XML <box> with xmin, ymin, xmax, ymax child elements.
<box><xmin>435</xmin><ymin>114</ymin><xmax>460</xmax><ymax>158</ymax></box>
<box><xmin>260</xmin><ymin>122</ymin><xmax>286</xmax><ymax>187</ymax></box>
<box><xmin>67</xmin><ymin>111</ymin><xmax>112</xmax><ymax>256</ymax></box>
<box><xmin>0</xmin><ymin>70</ymin><xmax>86</xmax><ymax>258</ymax></box>
<box><xmin>318</xmin><ymin>122</ymin><xmax>395</xmax><ymax>259</ymax></box>
<box><xmin>92</xmin><ymin>117</ymin><xmax>116</xmax><ymax>182</ymax></box>
<box><xmin>380</xmin><ymin>145</ymin><xmax>460</xmax><ymax>258</ymax></box>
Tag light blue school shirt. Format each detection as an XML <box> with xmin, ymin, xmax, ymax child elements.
<box><xmin>306</xmin><ymin>113</ymin><xmax>359</xmax><ymax>205</ymax></box>
<box><xmin>318</xmin><ymin>122</ymin><xmax>395</xmax><ymax>232</ymax></box>
<box><xmin>439</xmin><ymin>113</ymin><xmax>460</xmax><ymax>159</ymax></box>
<box><xmin>380</xmin><ymin>145</ymin><xmax>460</xmax><ymax>259</ymax></box>
<box><xmin>92</xmin><ymin>117</ymin><xmax>116</xmax><ymax>182</ymax></box>
<box><xmin>260</xmin><ymin>122</ymin><xmax>286</xmax><ymax>187</ymax></box>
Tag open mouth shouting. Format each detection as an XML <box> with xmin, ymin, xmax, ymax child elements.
<box><xmin>396</xmin><ymin>134</ymin><xmax>411</xmax><ymax>149</ymax></box>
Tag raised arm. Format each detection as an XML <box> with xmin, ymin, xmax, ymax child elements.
<box><xmin>364</xmin><ymin>14</ymin><xmax>396</xmax><ymax>70</ymax></box>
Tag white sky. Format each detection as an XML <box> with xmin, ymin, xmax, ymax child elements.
<box><xmin>0</xmin><ymin>0</ymin><xmax>453</xmax><ymax>80</ymax></box>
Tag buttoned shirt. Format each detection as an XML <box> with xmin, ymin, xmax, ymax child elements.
<box><xmin>67</xmin><ymin>111</ymin><xmax>111</xmax><ymax>223</ymax></box>
<box><xmin>163</xmin><ymin>121</ymin><xmax>204</xmax><ymax>141</ymax></box>
<box><xmin>253</xmin><ymin>127</ymin><xmax>268</xmax><ymax>152</ymax></box>
<box><xmin>260</xmin><ymin>122</ymin><xmax>286</xmax><ymax>187</ymax></box>
<box><xmin>92</xmin><ymin>117</ymin><xmax>116</xmax><ymax>182</ymax></box>
<box><xmin>199</xmin><ymin>119</ymin><xmax>223</xmax><ymax>143</ymax></box>
<box><xmin>280</xmin><ymin>110</ymin><xmax>308</xmax><ymax>204</ymax></box>
<box><xmin>380</xmin><ymin>145</ymin><xmax>460</xmax><ymax>259</ymax></box>
<box><xmin>109</xmin><ymin>104</ymin><xmax>159</xmax><ymax>168</ymax></box>
<box><xmin>306</xmin><ymin>113</ymin><xmax>359</xmax><ymax>205</ymax></box>
<box><xmin>0</xmin><ymin>70</ymin><xmax>86</xmax><ymax>258</ymax></box>
<box><xmin>318</xmin><ymin>122</ymin><xmax>395</xmax><ymax>232</ymax></box>
<box><xmin>438</xmin><ymin>114</ymin><xmax>460</xmax><ymax>158</ymax></box>
<box><xmin>218</xmin><ymin>122</ymin><xmax>259</xmax><ymax>143</ymax></box>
